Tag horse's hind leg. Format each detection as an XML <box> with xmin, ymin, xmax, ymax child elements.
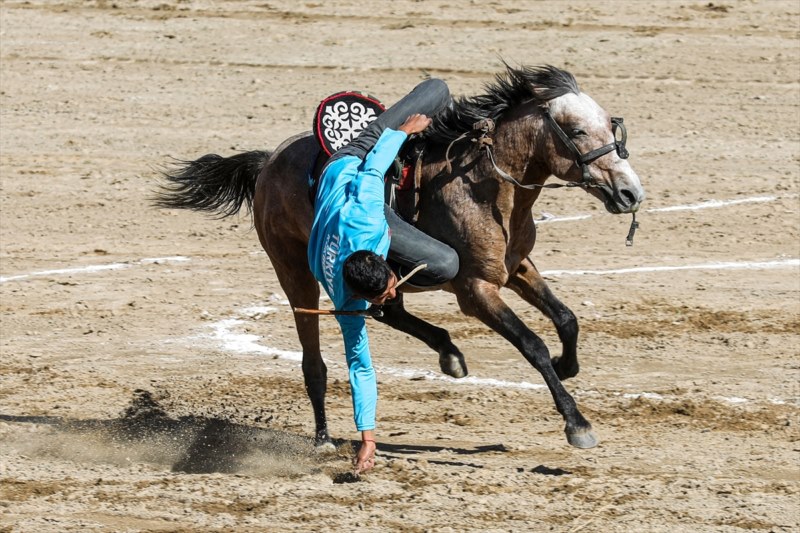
<box><xmin>455</xmin><ymin>278</ymin><xmax>596</xmax><ymax>448</ymax></box>
<box><xmin>506</xmin><ymin>257</ymin><xmax>579</xmax><ymax>381</ymax></box>
<box><xmin>374</xmin><ymin>294</ymin><xmax>468</xmax><ymax>378</ymax></box>
<box><xmin>263</xmin><ymin>240</ymin><xmax>331</xmax><ymax>446</ymax></box>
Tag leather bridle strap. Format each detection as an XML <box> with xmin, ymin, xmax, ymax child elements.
<box><xmin>443</xmin><ymin>113</ymin><xmax>640</xmax><ymax>246</ymax></box>
<box><xmin>446</xmin><ymin>118</ymin><xmax>588</xmax><ymax>191</ymax></box>
<box><xmin>484</xmin><ymin>146</ymin><xmax>584</xmax><ymax>190</ymax></box>
<box><xmin>542</xmin><ymin>109</ymin><xmax>629</xmax><ymax>186</ymax></box>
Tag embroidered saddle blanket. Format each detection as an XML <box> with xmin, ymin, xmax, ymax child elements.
<box><xmin>308</xmin><ymin>91</ymin><xmax>419</xmax><ymax>222</ymax></box>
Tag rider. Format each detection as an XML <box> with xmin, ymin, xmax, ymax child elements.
<box><xmin>307</xmin><ymin>78</ymin><xmax>458</xmax><ymax>474</ymax></box>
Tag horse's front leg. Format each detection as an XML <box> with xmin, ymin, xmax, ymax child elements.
<box><xmin>456</xmin><ymin>278</ymin><xmax>597</xmax><ymax>448</ymax></box>
<box><xmin>506</xmin><ymin>257</ymin><xmax>579</xmax><ymax>381</ymax></box>
<box><xmin>373</xmin><ymin>294</ymin><xmax>468</xmax><ymax>378</ymax></box>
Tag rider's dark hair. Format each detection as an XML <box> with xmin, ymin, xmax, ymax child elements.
<box><xmin>343</xmin><ymin>250</ymin><xmax>392</xmax><ymax>299</ymax></box>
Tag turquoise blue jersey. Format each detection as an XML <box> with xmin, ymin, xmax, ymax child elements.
<box><xmin>308</xmin><ymin>128</ymin><xmax>407</xmax><ymax>431</ymax></box>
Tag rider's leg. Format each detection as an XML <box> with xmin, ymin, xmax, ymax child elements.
<box><xmin>330</xmin><ymin>78</ymin><xmax>450</xmax><ymax>163</ymax></box>
<box><xmin>384</xmin><ymin>206</ymin><xmax>459</xmax><ymax>287</ymax></box>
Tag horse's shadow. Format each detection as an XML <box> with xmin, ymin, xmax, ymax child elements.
<box><xmin>0</xmin><ymin>390</ymin><xmax>518</xmax><ymax>476</ymax></box>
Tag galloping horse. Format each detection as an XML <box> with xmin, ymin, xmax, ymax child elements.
<box><xmin>156</xmin><ymin>65</ymin><xmax>645</xmax><ymax>449</ymax></box>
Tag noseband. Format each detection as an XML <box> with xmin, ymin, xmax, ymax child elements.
<box><xmin>541</xmin><ymin>109</ymin><xmax>629</xmax><ymax>187</ymax></box>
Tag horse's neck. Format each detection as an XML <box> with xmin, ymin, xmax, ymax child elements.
<box><xmin>495</xmin><ymin>112</ymin><xmax>549</xmax><ymax>183</ymax></box>
<box><xmin>419</xmin><ymin>113</ymin><xmax>549</xmax><ymax>208</ymax></box>
<box><xmin>416</xmin><ymin>133</ymin><xmax>544</xmax><ymax>232</ymax></box>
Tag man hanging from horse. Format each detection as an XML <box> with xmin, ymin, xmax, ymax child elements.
<box><xmin>307</xmin><ymin>78</ymin><xmax>459</xmax><ymax>474</ymax></box>
<box><xmin>157</xmin><ymin>65</ymin><xmax>646</xmax><ymax>458</ymax></box>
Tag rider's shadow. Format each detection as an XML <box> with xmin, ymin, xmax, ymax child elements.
<box><xmin>375</xmin><ymin>441</ymin><xmax>509</xmax><ymax>469</ymax></box>
<box><xmin>375</xmin><ymin>442</ymin><xmax>574</xmax><ymax>475</ymax></box>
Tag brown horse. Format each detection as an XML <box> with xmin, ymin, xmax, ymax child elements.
<box><xmin>156</xmin><ymin>65</ymin><xmax>645</xmax><ymax>449</ymax></box>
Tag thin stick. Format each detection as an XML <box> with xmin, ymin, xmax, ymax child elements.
<box><xmin>395</xmin><ymin>263</ymin><xmax>427</xmax><ymax>288</ymax></box>
<box><xmin>292</xmin><ymin>308</ymin><xmax>373</xmax><ymax>316</ymax></box>
<box><xmin>293</xmin><ymin>264</ymin><xmax>427</xmax><ymax>317</ymax></box>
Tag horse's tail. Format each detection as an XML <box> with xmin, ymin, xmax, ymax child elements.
<box><xmin>153</xmin><ymin>150</ymin><xmax>271</xmax><ymax>218</ymax></box>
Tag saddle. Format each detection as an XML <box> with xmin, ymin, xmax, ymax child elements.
<box><xmin>308</xmin><ymin>91</ymin><xmax>422</xmax><ymax>224</ymax></box>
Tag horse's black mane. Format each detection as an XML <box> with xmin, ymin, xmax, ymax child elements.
<box><xmin>424</xmin><ymin>65</ymin><xmax>580</xmax><ymax>144</ymax></box>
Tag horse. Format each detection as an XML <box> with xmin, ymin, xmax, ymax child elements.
<box><xmin>155</xmin><ymin>65</ymin><xmax>645</xmax><ymax>449</ymax></box>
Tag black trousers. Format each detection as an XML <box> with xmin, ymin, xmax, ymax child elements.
<box><xmin>384</xmin><ymin>205</ymin><xmax>459</xmax><ymax>287</ymax></box>
<box><xmin>329</xmin><ymin>78</ymin><xmax>459</xmax><ymax>287</ymax></box>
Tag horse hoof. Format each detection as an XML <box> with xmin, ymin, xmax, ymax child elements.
<box><xmin>565</xmin><ymin>426</ymin><xmax>598</xmax><ymax>449</ymax></box>
<box><xmin>552</xmin><ymin>357</ymin><xmax>579</xmax><ymax>381</ymax></box>
<box><xmin>314</xmin><ymin>441</ymin><xmax>337</xmax><ymax>454</ymax></box>
<box><xmin>439</xmin><ymin>351</ymin><xmax>468</xmax><ymax>378</ymax></box>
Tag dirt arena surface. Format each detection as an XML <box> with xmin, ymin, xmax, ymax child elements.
<box><xmin>1</xmin><ymin>1</ymin><xmax>798</xmax><ymax>531</ymax></box>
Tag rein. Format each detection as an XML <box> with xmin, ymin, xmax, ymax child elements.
<box><xmin>445</xmin><ymin>118</ymin><xmax>596</xmax><ymax>191</ymax></box>
<box><xmin>443</xmin><ymin>114</ymin><xmax>639</xmax><ymax>245</ymax></box>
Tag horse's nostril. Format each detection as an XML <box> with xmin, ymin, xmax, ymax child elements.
<box><xmin>620</xmin><ymin>188</ymin><xmax>637</xmax><ymax>206</ymax></box>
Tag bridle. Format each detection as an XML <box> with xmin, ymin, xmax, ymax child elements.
<box><xmin>446</xmin><ymin>110</ymin><xmax>629</xmax><ymax>191</ymax></box>
<box><xmin>540</xmin><ymin>109</ymin><xmax>638</xmax><ymax>245</ymax></box>
<box><xmin>541</xmin><ymin>108</ymin><xmax>629</xmax><ymax>187</ymax></box>
<box><xmin>443</xmin><ymin>109</ymin><xmax>639</xmax><ymax>245</ymax></box>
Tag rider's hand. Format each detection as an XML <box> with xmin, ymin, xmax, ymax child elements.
<box><xmin>398</xmin><ymin>113</ymin><xmax>432</xmax><ymax>136</ymax></box>
<box><xmin>353</xmin><ymin>432</ymin><xmax>377</xmax><ymax>475</ymax></box>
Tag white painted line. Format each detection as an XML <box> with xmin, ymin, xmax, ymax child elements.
<box><xmin>201</xmin><ymin>305</ymin><xmax>793</xmax><ymax>404</ymax></box>
<box><xmin>141</xmin><ymin>256</ymin><xmax>191</xmax><ymax>264</ymax></box>
<box><xmin>1</xmin><ymin>194</ymin><xmax>790</xmax><ymax>283</ymax></box>
<box><xmin>618</xmin><ymin>392</ymin><xmax>789</xmax><ymax>405</ymax></box>
<box><xmin>646</xmin><ymin>195</ymin><xmax>779</xmax><ymax>213</ymax></box>
<box><xmin>720</xmin><ymin>396</ymin><xmax>749</xmax><ymax>404</ymax></box>
<box><xmin>0</xmin><ymin>256</ymin><xmax>190</xmax><ymax>283</ymax></box>
<box><xmin>208</xmin><ymin>315</ymin><xmax>796</xmax><ymax>403</ymax></box>
<box><xmin>541</xmin><ymin>258</ymin><xmax>799</xmax><ymax>277</ymax></box>
<box><xmin>622</xmin><ymin>392</ymin><xmax>664</xmax><ymax>400</ymax></box>
<box><xmin>206</xmin><ymin>309</ymin><xmax>546</xmax><ymax>391</ymax></box>
<box><xmin>0</xmin><ymin>263</ymin><xmax>129</xmax><ymax>283</ymax></box>
<box><xmin>535</xmin><ymin>213</ymin><xmax>593</xmax><ymax>223</ymax></box>
<box><xmin>372</xmin><ymin>366</ymin><xmax>547</xmax><ymax>391</ymax></box>
<box><xmin>535</xmin><ymin>194</ymin><xmax>793</xmax><ymax>224</ymax></box>
<box><xmin>209</xmin><ymin>318</ymin><xmax>302</xmax><ymax>361</ymax></box>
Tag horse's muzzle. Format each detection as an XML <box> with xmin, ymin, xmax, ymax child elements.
<box><xmin>599</xmin><ymin>182</ymin><xmax>645</xmax><ymax>214</ymax></box>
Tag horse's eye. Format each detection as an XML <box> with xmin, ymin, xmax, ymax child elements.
<box><xmin>570</xmin><ymin>128</ymin><xmax>586</xmax><ymax>138</ymax></box>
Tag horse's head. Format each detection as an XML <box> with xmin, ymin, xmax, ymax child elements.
<box><xmin>424</xmin><ymin>65</ymin><xmax>645</xmax><ymax>214</ymax></box>
<box><xmin>542</xmin><ymin>91</ymin><xmax>645</xmax><ymax>214</ymax></box>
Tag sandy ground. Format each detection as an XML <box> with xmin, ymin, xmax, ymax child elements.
<box><xmin>1</xmin><ymin>0</ymin><xmax>799</xmax><ymax>531</ymax></box>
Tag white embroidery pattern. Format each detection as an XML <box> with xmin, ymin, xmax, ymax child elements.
<box><xmin>321</xmin><ymin>101</ymin><xmax>378</xmax><ymax>152</ymax></box>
